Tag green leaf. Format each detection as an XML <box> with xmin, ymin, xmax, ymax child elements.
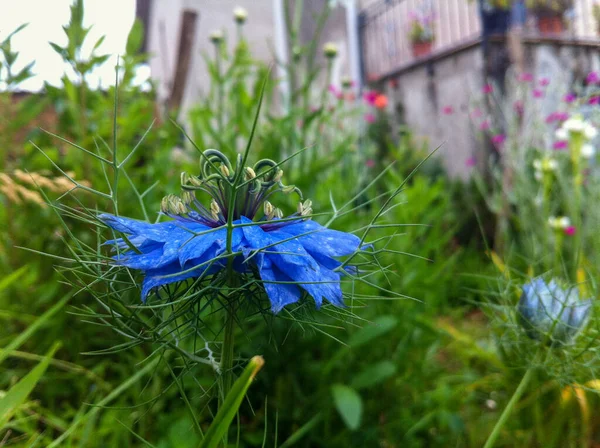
<box><xmin>0</xmin><ymin>265</ymin><xmax>28</xmax><ymax>293</ymax></box>
<box><xmin>351</xmin><ymin>361</ymin><xmax>397</xmax><ymax>390</ymax></box>
<box><xmin>126</xmin><ymin>19</ymin><xmax>144</xmax><ymax>55</ymax></box>
<box><xmin>0</xmin><ymin>292</ymin><xmax>72</xmax><ymax>366</ymax></box>
<box><xmin>349</xmin><ymin>315</ymin><xmax>398</xmax><ymax>348</ymax></box>
<box><xmin>331</xmin><ymin>384</ymin><xmax>362</xmax><ymax>431</ymax></box>
<box><xmin>198</xmin><ymin>356</ymin><xmax>265</xmax><ymax>448</ymax></box>
<box><xmin>0</xmin><ymin>342</ymin><xmax>60</xmax><ymax>427</ymax></box>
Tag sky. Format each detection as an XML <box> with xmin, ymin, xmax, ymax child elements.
<box><xmin>0</xmin><ymin>0</ymin><xmax>140</xmax><ymax>91</ymax></box>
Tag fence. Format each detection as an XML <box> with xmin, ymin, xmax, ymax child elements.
<box><xmin>359</xmin><ymin>0</ymin><xmax>599</xmax><ymax>81</ymax></box>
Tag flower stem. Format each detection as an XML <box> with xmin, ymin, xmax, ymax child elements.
<box><xmin>220</xmin><ymin>305</ymin><xmax>236</xmax><ymax>406</ymax></box>
<box><xmin>483</xmin><ymin>366</ymin><xmax>535</xmax><ymax>448</ymax></box>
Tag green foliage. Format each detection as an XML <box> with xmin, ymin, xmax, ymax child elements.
<box><xmin>10</xmin><ymin>2</ymin><xmax>592</xmax><ymax>447</ymax></box>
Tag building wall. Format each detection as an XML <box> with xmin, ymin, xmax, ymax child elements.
<box><xmin>146</xmin><ymin>0</ymin><xmax>275</xmax><ymax>115</ymax></box>
<box><xmin>145</xmin><ymin>0</ymin><xmax>354</xmax><ymax>116</ymax></box>
<box><xmin>383</xmin><ymin>41</ymin><xmax>600</xmax><ymax>179</ymax></box>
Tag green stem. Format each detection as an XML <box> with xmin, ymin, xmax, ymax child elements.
<box><xmin>484</xmin><ymin>366</ymin><xmax>535</xmax><ymax>448</ymax></box>
<box><xmin>218</xmin><ymin>303</ymin><xmax>236</xmax><ymax>447</ymax></box>
<box><xmin>219</xmin><ymin>304</ymin><xmax>236</xmax><ymax>406</ymax></box>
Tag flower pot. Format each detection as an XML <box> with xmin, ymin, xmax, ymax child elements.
<box><xmin>537</xmin><ymin>14</ymin><xmax>564</xmax><ymax>34</ymax></box>
<box><xmin>411</xmin><ymin>41</ymin><xmax>433</xmax><ymax>58</ymax></box>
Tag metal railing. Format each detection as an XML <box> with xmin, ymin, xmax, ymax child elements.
<box><xmin>359</xmin><ymin>0</ymin><xmax>599</xmax><ymax>82</ymax></box>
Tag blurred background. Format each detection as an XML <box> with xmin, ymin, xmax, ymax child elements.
<box><xmin>1</xmin><ymin>0</ymin><xmax>600</xmax><ymax>446</ymax></box>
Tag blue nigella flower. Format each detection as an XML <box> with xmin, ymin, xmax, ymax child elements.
<box><xmin>100</xmin><ymin>151</ymin><xmax>362</xmax><ymax>313</ymax></box>
<box><xmin>517</xmin><ymin>278</ymin><xmax>593</xmax><ymax>345</ymax></box>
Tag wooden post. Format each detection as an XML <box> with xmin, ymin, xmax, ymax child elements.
<box><xmin>168</xmin><ymin>9</ymin><xmax>198</xmax><ymax>112</ymax></box>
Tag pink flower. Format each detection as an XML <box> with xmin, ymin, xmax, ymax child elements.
<box><xmin>465</xmin><ymin>157</ymin><xmax>477</xmax><ymax>167</ymax></box>
<box><xmin>492</xmin><ymin>134</ymin><xmax>506</xmax><ymax>147</ymax></box>
<box><xmin>533</xmin><ymin>89</ymin><xmax>544</xmax><ymax>98</ymax></box>
<box><xmin>586</xmin><ymin>71</ymin><xmax>600</xmax><ymax>85</ymax></box>
<box><xmin>539</xmin><ymin>77</ymin><xmax>550</xmax><ymax>86</ymax></box>
<box><xmin>364</xmin><ymin>113</ymin><xmax>376</xmax><ymax>124</ymax></box>
<box><xmin>518</xmin><ymin>72</ymin><xmax>534</xmax><ymax>82</ymax></box>
<box><xmin>482</xmin><ymin>84</ymin><xmax>493</xmax><ymax>94</ymax></box>
<box><xmin>363</xmin><ymin>90</ymin><xmax>378</xmax><ymax>105</ymax></box>
<box><xmin>479</xmin><ymin>120</ymin><xmax>491</xmax><ymax>131</ymax></box>
<box><xmin>564</xmin><ymin>226</ymin><xmax>576</xmax><ymax>236</ymax></box>
<box><xmin>366</xmin><ymin>159</ymin><xmax>375</xmax><ymax>168</ymax></box>
<box><xmin>328</xmin><ymin>84</ymin><xmax>337</xmax><ymax>93</ymax></box>
<box><xmin>553</xmin><ymin>140</ymin><xmax>568</xmax><ymax>150</ymax></box>
<box><xmin>442</xmin><ymin>105</ymin><xmax>454</xmax><ymax>115</ymax></box>
<box><xmin>546</xmin><ymin>112</ymin><xmax>570</xmax><ymax>123</ymax></box>
<box><xmin>589</xmin><ymin>96</ymin><xmax>600</xmax><ymax>105</ymax></box>
<box><xmin>564</xmin><ymin>93</ymin><xmax>577</xmax><ymax>103</ymax></box>
<box><xmin>471</xmin><ymin>108</ymin><xmax>483</xmax><ymax>119</ymax></box>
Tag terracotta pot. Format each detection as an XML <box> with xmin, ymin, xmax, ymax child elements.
<box><xmin>411</xmin><ymin>41</ymin><xmax>433</xmax><ymax>58</ymax></box>
<box><xmin>537</xmin><ymin>14</ymin><xmax>564</xmax><ymax>34</ymax></box>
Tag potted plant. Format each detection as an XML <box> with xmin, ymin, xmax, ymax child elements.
<box><xmin>526</xmin><ymin>0</ymin><xmax>571</xmax><ymax>34</ymax></box>
<box><xmin>408</xmin><ymin>9</ymin><xmax>435</xmax><ymax>58</ymax></box>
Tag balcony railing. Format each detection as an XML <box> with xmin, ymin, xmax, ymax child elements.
<box><xmin>359</xmin><ymin>0</ymin><xmax>599</xmax><ymax>82</ymax></box>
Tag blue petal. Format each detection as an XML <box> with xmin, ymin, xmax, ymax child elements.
<box><xmin>277</xmin><ymin>220</ymin><xmax>361</xmax><ymax>257</ymax></box>
<box><xmin>258</xmin><ymin>257</ymin><xmax>303</xmax><ymax>312</ymax></box>
<box><xmin>141</xmin><ymin>263</ymin><xmax>206</xmax><ymax>301</ymax></box>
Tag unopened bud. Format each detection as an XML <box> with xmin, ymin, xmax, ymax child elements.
<box><xmin>245</xmin><ymin>167</ymin><xmax>256</xmax><ymax>180</ymax></box>
<box><xmin>189</xmin><ymin>175</ymin><xmax>203</xmax><ymax>187</ymax></box>
<box><xmin>274</xmin><ymin>208</ymin><xmax>283</xmax><ymax>219</ymax></box>
<box><xmin>210</xmin><ymin>199</ymin><xmax>221</xmax><ymax>220</ymax></box>
<box><xmin>209</xmin><ymin>30</ymin><xmax>224</xmax><ymax>44</ymax></box>
<box><xmin>264</xmin><ymin>201</ymin><xmax>274</xmax><ymax>219</ymax></box>
<box><xmin>282</xmin><ymin>185</ymin><xmax>296</xmax><ymax>194</ymax></box>
<box><xmin>160</xmin><ymin>196</ymin><xmax>170</xmax><ymax>214</ymax></box>
<box><xmin>233</xmin><ymin>6</ymin><xmax>248</xmax><ymax>24</ymax></box>
<box><xmin>181</xmin><ymin>190</ymin><xmax>194</xmax><ymax>204</ymax></box>
<box><xmin>273</xmin><ymin>169</ymin><xmax>283</xmax><ymax>183</ymax></box>
<box><xmin>323</xmin><ymin>42</ymin><xmax>338</xmax><ymax>58</ymax></box>
<box><xmin>298</xmin><ymin>199</ymin><xmax>312</xmax><ymax>217</ymax></box>
<box><xmin>220</xmin><ymin>164</ymin><xmax>230</xmax><ymax>177</ymax></box>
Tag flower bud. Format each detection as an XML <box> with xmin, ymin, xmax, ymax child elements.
<box><xmin>518</xmin><ymin>278</ymin><xmax>592</xmax><ymax>345</ymax></box>
<box><xmin>264</xmin><ymin>201</ymin><xmax>274</xmax><ymax>219</ymax></box>
<box><xmin>189</xmin><ymin>175</ymin><xmax>203</xmax><ymax>187</ymax></box>
<box><xmin>274</xmin><ymin>208</ymin><xmax>283</xmax><ymax>219</ymax></box>
<box><xmin>273</xmin><ymin>169</ymin><xmax>283</xmax><ymax>183</ymax></box>
<box><xmin>210</xmin><ymin>199</ymin><xmax>221</xmax><ymax>220</ymax></box>
<box><xmin>292</xmin><ymin>45</ymin><xmax>302</xmax><ymax>61</ymax></box>
<box><xmin>233</xmin><ymin>6</ymin><xmax>248</xmax><ymax>24</ymax></box>
<box><xmin>548</xmin><ymin>215</ymin><xmax>571</xmax><ymax>230</ymax></box>
<box><xmin>297</xmin><ymin>199</ymin><xmax>313</xmax><ymax>216</ymax></box>
<box><xmin>341</xmin><ymin>76</ymin><xmax>353</xmax><ymax>89</ymax></box>
<box><xmin>181</xmin><ymin>190</ymin><xmax>194</xmax><ymax>204</ymax></box>
<box><xmin>245</xmin><ymin>167</ymin><xmax>256</xmax><ymax>180</ymax></box>
<box><xmin>160</xmin><ymin>195</ymin><xmax>170</xmax><ymax>214</ymax></box>
<box><xmin>219</xmin><ymin>164</ymin><xmax>230</xmax><ymax>178</ymax></box>
<box><xmin>323</xmin><ymin>42</ymin><xmax>338</xmax><ymax>59</ymax></box>
<box><xmin>282</xmin><ymin>185</ymin><xmax>296</xmax><ymax>194</ymax></box>
<box><xmin>209</xmin><ymin>30</ymin><xmax>224</xmax><ymax>44</ymax></box>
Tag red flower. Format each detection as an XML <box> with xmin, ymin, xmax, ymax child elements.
<box><xmin>374</xmin><ymin>94</ymin><xmax>388</xmax><ymax>109</ymax></box>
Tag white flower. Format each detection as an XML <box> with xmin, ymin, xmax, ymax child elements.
<box><xmin>233</xmin><ymin>6</ymin><xmax>248</xmax><ymax>23</ymax></box>
<box><xmin>584</xmin><ymin>124</ymin><xmax>598</xmax><ymax>140</ymax></box>
<box><xmin>209</xmin><ymin>30</ymin><xmax>224</xmax><ymax>43</ymax></box>
<box><xmin>563</xmin><ymin>117</ymin><xmax>586</xmax><ymax>133</ymax></box>
<box><xmin>555</xmin><ymin>128</ymin><xmax>568</xmax><ymax>141</ymax></box>
<box><xmin>549</xmin><ymin>216</ymin><xmax>571</xmax><ymax>230</ymax></box>
<box><xmin>581</xmin><ymin>144</ymin><xmax>596</xmax><ymax>158</ymax></box>
<box><xmin>323</xmin><ymin>42</ymin><xmax>338</xmax><ymax>58</ymax></box>
<box><xmin>558</xmin><ymin>216</ymin><xmax>571</xmax><ymax>229</ymax></box>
